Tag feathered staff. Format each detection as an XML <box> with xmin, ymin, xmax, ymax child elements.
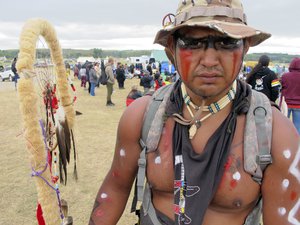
<box><xmin>16</xmin><ymin>18</ymin><xmax>76</xmax><ymax>225</ymax></box>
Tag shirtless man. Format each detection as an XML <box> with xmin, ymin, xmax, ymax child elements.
<box><xmin>90</xmin><ymin>0</ymin><xmax>300</xmax><ymax>224</ymax></box>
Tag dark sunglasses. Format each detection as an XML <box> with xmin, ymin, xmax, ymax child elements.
<box><xmin>175</xmin><ymin>34</ymin><xmax>243</xmax><ymax>51</ymax></box>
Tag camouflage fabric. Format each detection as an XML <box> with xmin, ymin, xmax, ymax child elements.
<box><xmin>154</xmin><ymin>0</ymin><xmax>271</xmax><ymax>47</ymax></box>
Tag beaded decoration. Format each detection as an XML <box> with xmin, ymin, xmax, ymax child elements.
<box><xmin>181</xmin><ymin>80</ymin><xmax>237</xmax><ymax>138</ymax></box>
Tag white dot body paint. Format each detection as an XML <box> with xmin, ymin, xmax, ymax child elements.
<box><xmin>232</xmin><ymin>172</ymin><xmax>241</xmax><ymax>181</ymax></box>
<box><xmin>278</xmin><ymin>207</ymin><xmax>286</xmax><ymax>216</ymax></box>
<box><xmin>289</xmin><ymin>145</ymin><xmax>300</xmax><ymax>183</ymax></box>
<box><xmin>120</xmin><ymin>149</ymin><xmax>126</xmax><ymax>157</ymax></box>
<box><xmin>283</xmin><ymin>150</ymin><xmax>291</xmax><ymax>159</ymax></box>
<box><xmin>282</xmin><ymin>179</ymin><xmax>290</xmax><ymax>190</ymax></box>
<box><xmin>155</xmin><ymin>156</ymin><xmax>161</xmax><ymax>164</ymax></box>
<box><xmin>101</xmin><ymin>193</ymin><xmax>108</xmax><ymax>199</ymax></box>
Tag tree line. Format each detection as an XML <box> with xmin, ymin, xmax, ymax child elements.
<box><xmin>0</xmin><ymin>48</ymin><xmax>299</xmax><ymax>63</ymax></box>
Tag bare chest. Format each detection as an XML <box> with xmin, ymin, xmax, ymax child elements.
<box><xmin>146</xmin><ymin>116</ymin><xmax>260</xmax><ymax>211</ymax></box>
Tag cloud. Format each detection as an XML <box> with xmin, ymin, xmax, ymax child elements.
<box><xmin>0</xmin><ymin>0</ymin><xmax>300</xmax><ymax>54</ymax></box>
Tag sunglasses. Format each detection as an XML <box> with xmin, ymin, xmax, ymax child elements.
<box><xmin>176</xmin><ymin>35</ymin><xmax>243</xmax><ymax>51</ymax></box>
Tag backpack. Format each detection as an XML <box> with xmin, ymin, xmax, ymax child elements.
<box><xmin>99</xmin><ymin>67</ymin><xmax>109</xmax><ymax>85</ymax></box>
<box><xmin>132</xmin><ymin>82</ymin><xmax>273</xmax><ymax>225</ymax></box>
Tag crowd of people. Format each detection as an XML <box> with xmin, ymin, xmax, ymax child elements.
<box><xmin>239</xmin><ymin>54</ymin><xmax>300</xmax><ymax>134</ymax></box>
<box><xmin>71</xmin><ymin>57</ymin><xmax>177</xmax><ymax>107</ymax></box>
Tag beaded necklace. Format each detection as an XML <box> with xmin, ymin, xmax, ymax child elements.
<box><xmin>180</xmin><ymin>80</ymin><xmax>237</xmax><ymax>138</ymax></box>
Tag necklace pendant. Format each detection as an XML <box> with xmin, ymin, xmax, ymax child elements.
<box><xmin>189</xmin><ymin>124</ymin><xmax>197</xmax><ymax>139</ymax></box>
<box><xmin>195</xmin><ymin>120</ymin><xmax>201</xmax><ymax>129</ymax></box>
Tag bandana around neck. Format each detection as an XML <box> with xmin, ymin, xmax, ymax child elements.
<box><xmin>166</xmin><ymin>79</ymin><xmax>251</xmax><ymax>225</ymax></box>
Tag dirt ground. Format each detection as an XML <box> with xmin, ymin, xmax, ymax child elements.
<box><xmin>0</xmin><ymin>78</ymin><xmax>140</xmax><ymax>225</ymax></box>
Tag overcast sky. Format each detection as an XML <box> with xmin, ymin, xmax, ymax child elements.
<box><xmin>1</xmin><ymin>0</ymin><xmax>300</xmax><ymax>54</ymax></box>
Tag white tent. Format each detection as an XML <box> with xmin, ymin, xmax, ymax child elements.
<box><xmin>77</xmin><ymin>57</ymin><xmax>95</xmax><ymax>63</ymax></box>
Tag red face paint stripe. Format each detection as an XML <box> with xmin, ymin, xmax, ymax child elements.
<box><xmin>178</xmin><ymin>48</ymin><xmax>192</xmax><ymax>82</ymax></box>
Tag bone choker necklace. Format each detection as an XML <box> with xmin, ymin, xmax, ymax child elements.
<box><xmin>179</xmin><ymin>80</ymin><xmax>237</xmax><ymax>138</ymax></box>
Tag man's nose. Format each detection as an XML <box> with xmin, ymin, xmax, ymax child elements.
<box><xmin>199</xmin><ymin>48</ymin><xmax>219</xmax><ymax>68</ymax></box>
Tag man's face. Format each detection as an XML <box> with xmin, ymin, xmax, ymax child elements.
<box><xmin>169</xmin><ymin>27</ymin><xmax>249</xmax><ymax>102</ymax></box>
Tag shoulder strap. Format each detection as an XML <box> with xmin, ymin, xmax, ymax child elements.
<box><xmin>244</xmin><ymin>90</ymin><xmax>273</xmax><ymax>184</ymax></box>
<box><xmin>131</xmin><ymin>84</ymin><xmax>174</xmax><ymax>218</ymax></box>
<box><xmin>142</xmin><ymin>84</ymin><xmax>175</xmax><ymax>152</ymax></box>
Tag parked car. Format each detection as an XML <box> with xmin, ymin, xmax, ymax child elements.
<box><xmin>0</xmin><ymin>66</ymin><xmax>15</xmax><ymax>82</ymax></box>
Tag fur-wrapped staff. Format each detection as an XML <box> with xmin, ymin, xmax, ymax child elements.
<box><xmin>16</xmin><ymin>18</ymin><xmax>76</xmax><ymax>225</ymax></box>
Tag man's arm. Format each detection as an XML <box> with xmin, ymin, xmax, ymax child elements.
<box><xmin>262</xmin><ymin>108</ymin><xmax>300</xmax><ymax>225</ymax></box>
<box><xmin>89</xmin><ymin>96</ymin><xmax>151</xmax><ymax>225</ymax></box>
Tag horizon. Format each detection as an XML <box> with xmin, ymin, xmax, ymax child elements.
<box><xmin>0</xmin><ymin>1</ymin><xmax>300</xmax><ymax>54</ymax></box>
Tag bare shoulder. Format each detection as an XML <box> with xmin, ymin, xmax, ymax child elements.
<box><xmin>271</xmin><ymin>107</ymin><xmax>299</xmax><ymax>160</ymax></box>
<box><xmin>261</xmin><ymin>107</ymin><xmax>300</xmax><ymax>225</ymax></box>
<box><xmin>117</xmin><ymin>95</ymin><xmax>152</xmax><ymax>141</ymax></box>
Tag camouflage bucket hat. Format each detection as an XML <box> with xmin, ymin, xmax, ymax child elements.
<box><xmin>154</xmin><ymin>0</ymin><xmax>271</xmax><ymax>47</ymax></box>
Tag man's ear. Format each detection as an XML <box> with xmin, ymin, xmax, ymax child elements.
<box><xmin>243</xmin><ymin>39</ymin><xmax>250</xmax><ymax>56</ymax></box>
<box><xmin>165</xmin><ymin>36</ymin><xmax>176</xmax><ymax>65</ymax></box>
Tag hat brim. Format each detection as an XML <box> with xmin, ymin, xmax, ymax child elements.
<box><xmin>154</xmin><ymin>18</ymin><xmax>271</xmax><ymax>47</ymax></box>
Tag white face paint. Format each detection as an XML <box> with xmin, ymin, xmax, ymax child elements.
<box><xmin>288</xmin><ymin>198</ymin><xmax>300</xmax><ymax>225</ymax></box>
<box><xmin>289</xmin><ymin>145</ymin><xmax>300</xmax><ymax>183</ymax></box>
<box><xmin>155</xmin><ymin>156</ymin><xmax>161</xmax><ymax>164</ymax></box>
<box><xmin>278</xmin><ymin>207</ymin><xmax>286</xmax><ymax>216</ymax></box>
<box><xmin>101</xmin><ymin>193</ymin><xmax>108</xmax><ymax>199</ymax></box>
<box><xmin>282</xmin><ymin>179</ymin><xmax>290</xmax><ymax>190</ymax></box>
<box><xmin>120</xmin><ymin>149</ymin><xmax>126</xmax><ymax>157</ymax></box>
<box><xmin>232</xmin><ymin>171</ymin><xmax>241</xmax><ymax>181</ymax></box>
<box><xmin>283</xmin><ymin>149</ymin><xmax>291</xmax><ymax>159</ymax></box>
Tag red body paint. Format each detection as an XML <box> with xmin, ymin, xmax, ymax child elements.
<box><xmin>96</xmin><ymin>209</ymin><xmax>104</xmax><ymax>217</ymax></box>
<box><xmin>112</xmin><ymin>170</ymin><xmax>120</xmax><ymax>178</ymax></box>
<box><xmin>230</xmin><ymin>180</ymin><xmax>238</xmax><ymax>189</ymax></box>
<box><xmin>178</xmin><ymin>49</ymin><xmax>193</xmax><ymax>82</ymax></box>
<box><xmin>224</xmin><ymin>156</ymin><xmax>233</xmax><ymax>171</ymax></box>
<box><xmin>290</xmin><ymin>191</ymin><xmax>298</xmax><ymax>201</ymax></box>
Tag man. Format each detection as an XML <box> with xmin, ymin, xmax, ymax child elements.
<box><xmin>105</xmin><ymin>57</ymin><xmax>115</xmax><ymax>106</ymax></box>
<box><xmin>11</xmin><ymin>57</ymin><xmax>19</xmax><ymax>90</ymax></box>
<box><xmin>141</xmin><ymin>70</ymin><xmax>153</xmax><ymax>95</ymax></box>
<box><xmin>89</xmin><ymin>63</ymin><xmax>99</xmax><ymax>96</ymax></box>
<box><xmin>90</xmin><ymin>1</ymin><xmax>299</xmax><ymax>225</ymax></box>
<box><xmin>281</xmin><ymin>57</ymin><xmax>300</xmax><ymax>134</ymax></box>
<box><xmin>246</xmin><ymin>54</ymin><xmax>280</xmax><ymax>102</ymax></box>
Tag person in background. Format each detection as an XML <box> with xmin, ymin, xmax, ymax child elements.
<box><xmin>79</xmin><ymin>66</ymin><xmax>87</xmax><ymax>88</ymax></box>
<box><xmin>105</xmin><ymin>57</ymin><xmax>115</xmax><ymax>106</ymax></box>
<box><xmin>140</xmin><ymin>70</ymin><xmax>153</xmax><ymax>95</ymax></box>
<box><xmin>94</xmin><ymin>62</ymin><xmax>101</xmax><ymax>87</ymax></box>
<box><xmin>116</xmin><ymin>62</ymin><xmax>126</xmax><ymax>89</ymax></box>
<box><xmin>281</xmin><ymin>57</ymin><xmax>300</xmax><ymax>134</ymax></box>
<box><xmin>126</xmin><ymin>85</ymin><xmax>143</xmax><ymax>106</ymax></box>
<box><xmin>65</xmin><ymin>62</ymin><xmax>71</xmax><ymax>78</ymax></box>
<box><xmin>11</xmin><ymin>57</ymin><xmax>19</xmax><ymax>90</ymax></box>
<box><xmin>89</xmin><ymin>63</ymin><xmax>99</xmax><ymax>96</ymax></box>
<box><xmin>146</xmin><ymin>63</ymin><xmax>153</xmax><ymax>75</ymax></box>
<box><xmin>154</xmin><ymin>72</ymin><xmax>166</xmax><ymax>91</ymax></box>
<box><xmin>164</xmin><ymin>76</ymin><xmax>172</xmax><ymax>85</ymax></box>
<box><xmin>246</xmin><ymin>54</ymin><xmax>280</xmax><ymax>102</ymax></box>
